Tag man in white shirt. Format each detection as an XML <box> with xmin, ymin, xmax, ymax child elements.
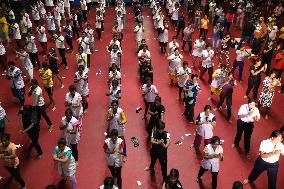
<box><xmin>26</xmin><ymin>33</ymin><xmax>40</xmax><ymax>69</ymax></box>
<box><xmin>103</xmin><ymin>129</ymin><xmax>124</xmax><ymax>189</ymax></box>
<box><xmin>37</xmin><ymin>23</ymin><xmax>48</xmax><ymax>56</ymax></box>
<box><xmin>6</xmin><ymin>62</ymin><xmax>25</xmax><ymax>110</ymax></box>
<box><xmin>28</xmin><ymin>79</ymin><xmax>53</xmax><ymax>132</ymax></box>
<box><xmin>177</xmin><ymin>61</ymin><xmax>191</xmax><ymax>101</ymax></box>
<box><xmin>232</xmin><ymin>99</ymin><xmax>260</xmax><ymax>159</ymax></box>
<box><xmin>200</xmin><ymin>45</ymin><xmax>214</xmax><ymax>84</ymax></box>
<box><xmin>54</xmin><ymin>33</ymin><xmax>68</xmax><ymax>69</ymax></box>
<box><xmin>243</xmin><ymin>130</ymin><xmax>284</xmax><ymax>189</ymax></box>
<box><xmin>142</xmin><ymin>79</ymin><xmax>159</xmax><ymax>119</ymax></box>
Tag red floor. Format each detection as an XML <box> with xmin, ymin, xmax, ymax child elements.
<box><xmin>0</xmin><ymin>6</ymin><xmax>284</xmax><ymax>189</ymax></box>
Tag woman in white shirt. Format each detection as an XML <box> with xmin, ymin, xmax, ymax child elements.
<box><xmin>167</xmin><ymin>48</ymin><xmax>183</xmax><ymax>84</ymax></box>
<box><xmin>192</xmin><ymin>36</ymin><xmax>205</xmax><ymax>69</ymax></box>
<box><xmin>37</xmin><ymin>23</ymin><xmax>48</xmax><ymax>56</ymax></box>
<box><xmin>171</xmin><ymin>3</ymin><xmax>179</xmax><ymax>30</ymax></box>
<box><xmin>191</xmin><ymin>105</ymin><xmax>216</xmax><ymax>150</ymax></box>
<box><xmin>106</xmin><ymin>80</ymin><xmax>121</xmax><ymax>106</ymax></box>
<box><xmin>197</xmin><ymin>136</ymin><xmax>224</xmax><ymax>189</ymax></box>
<box><xmin>65</xmin><ymin>85</ymin><xmax>83</xmax><ymax>120</ymax></box>
<box><xmin>15</xmin><ymin>49</ymin><xmax>33</xmax><ymax>80</ymax></box>
<box><xmin>46</xmin><ymin>12</ymin><xmax>56</xmax><ymax>36</ymax></box>
<box><xmin>74</xmin><ymin>65</ymin><xmax>89</xmax><ymax>113</ymax></box>
<box><xmin>134</xmin><ymin>22</ymin><xmax>144</xmax><ymax>49</ymax></box>
<box><xmin>243</xmin><ymin>130</ymin><xmax>284</xmax><ymax>189</ymax></box>
<box><xmin>107</xmin><ymin>101</ymin><xmax>127</xmax><ymax>138</ymax></box>
<box><xmin>12</xmin><ymin>23</ymin><xmax>21</xmax><ymax>48</ymax></box>
<box><xmin>59</xmin><ymin>108</ymin><xmax>80</xmax><ymax>162</ymax></box>
<box><xmin>200</xmin><ymin>45</ymin><xmax>215</xmax><ymax>84</ymax></box>
<box><xmin>159</xmin><ymin>20</ymin><xmax>168</xmax><ymax>54</ymax></box>
<box><xmin>54</xmin><ymin>5</ymin><xmax>62</xmax><ymax>32</ymax></box>
<box><xmin>177</xmin><ymin>61</ymin><xmax>191</xmax><ymax>101</ymax></box>
<box><xmin>31</xmin><ymin>3</ymin><xmax>40</xmax><ymax>26</ymax></box>
<box><xmin>96</xmin><ymin>11</ymin><xmax>103</xmax><ymax>40</ymax></box>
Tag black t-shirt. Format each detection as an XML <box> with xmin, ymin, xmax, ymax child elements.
<box><xmin>164</xmin><ymin>179</ymin><xmax>183</xmax><ymax>189</ymax></box>
<box><xmin>21</xmin><ymin>111</ymin><xmax>40</xmax><ymax>133</ymax></box>
<box><xmin>149</xmin><ymin>104</ymin><xmax>165</xmax><ymax>120</ymax></box>
<box><xmin>249</xmin><ymin>65</ymin><xmax>262</xmax><ymax>79</ymax></box>
<box><xmin>151</xmin><ymin>130</ymin><xmax>169</xmax><ymax>156</ymax></box>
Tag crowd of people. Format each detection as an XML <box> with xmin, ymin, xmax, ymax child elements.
<box><xmin>0</xmin><ymin>0</ymin><xmax>284</xmax><ymax>189</ymax></box>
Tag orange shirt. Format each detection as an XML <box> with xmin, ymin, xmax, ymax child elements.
<box><xmin>0</xmin><ymin>142</ymin><xmax>19</xmax><ymax>167</ymax></box>
<box><xmin>201</xmin><ymin>18</ymin><xmax>209</xmax><ymax>30</ymax></box>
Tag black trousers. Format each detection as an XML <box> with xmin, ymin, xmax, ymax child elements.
<box><xmin>246</xmin><ymin>77</ymin><xmax>261</xmax><ymax>100</ymax></box>
<box><xmin>27</xmin><ymin>129</ymin><xmax>43</xmax><ymax>155</ymax></box>
<box><xmin>35</xmin><ymin>105</ymin><xmax>52</xmax><ymax>127</ymax></box>
<box><xmin>108</xmin><ymin>166</ymin><xmax>122</xmax><ymax>189</ymax></box>
<box><xmin>182</xmin><ymin>40</ymin><xmax>192</xmax><ymax>53</ymax></box>
<box><xmin>87</xmin><ymin>54</ymin><xmax>90</xmax><ymax>68</ymax></box>
<box><xmin>184</xmin><ymin>103</ymin><xmax>195</xmax><ymax>122</ymax></box>
<box><xmin>65</xmin><ymin>37</ymin><xmax>73</xmax><ymax>50</ymax></box>
<box><xmin>149</xmin><ymin>152</ymin><xmax>167</xmax><ymax>181</ymax></box>
<box><xmin>146</xmin><ymin>118</ymin><xmax>158</xmax><ymax>137</ymax></box>
<box><xmin>198</xmin><ymin>166</ymin><xmax>218</xmax><ymax>189</ymax></box>
<box><xmin>234</xmin><ymin>119</ymin><xmax>254</xmax><ymax>155</ymax></box>
<box><xmin>96</xmin><ymin>28</ymin><xmax>102</xmax><ymax>40</ymax></box>
<box><xmin>28</xmin><ymin>52</ymin><xmax>40</xmax><ymax>68</ymax></box>
<box><xmin>252</xmin><ymin>38</ymin><xmax>262</xmax><ymax>55</ymax></box>
<box><xmin>58</xmin><ymin>48</ymin><xmax>67</xmax><ymax>66</ymax></box>
<box><xmin>232</xmin><ymin>60</ymin><xmax>244</xmax><ymax>81</ymax></box>
<box><xmin>70</xmin><ymin>143</ymin><xmax>78</xmax><ymax>162</ymax></box>
<box><xmin>5</xmin><ymin>165</ymin><xmax>26</xmax><ymax>187</ymax></box>
<box><xmin>248</xmin><ymin>157</ymin><xmax>279</xmax><ymax>189</ymax></box>
<box><xmin>217</xmin><ymin>94</ymin><xmax>232</xmax><ymax>120</ymax></box>
<box><xmin>176</xmin><ymin>25</ymin><xmax>185</xmax><ymax>37</ymax></box>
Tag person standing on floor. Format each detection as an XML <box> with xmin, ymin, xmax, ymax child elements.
<box><xmin>54</xmin><ymin>32</ymin><xmax>68</xmax><ymax>69</ymax></box>
<box><xmin>29</xmin><ymin>79</ymin><xmax>53</xmax><ymax>132</ymax></box>
<box><xmin>53</xmin><ymin>138</ymin><xmax>78</xmax><ymax>189</ymax></box>
<box><xmin>146</xmin><ymin>96</ymin><xmax>165</xmax><ymax>140</ymax></box>
<box><xmin>200</xmin><ymin>44</ymin><xmax>214</xmax><ymax>84</ymax></box>
<box><xmin>258</xmin><ymin>70</ymin><xmax>281</xmax><ymax>119</ymax></box>
<box><xmin>142</xmin><ymin>78</ymin><xmax>159</xmax><ymax>119</ymax></box>
<box><xmin>26</xmin><ymin>33</ymin><xmax>41</xmax><ymax>69</ymax></box>
<box><xmin>190</xmin><ymin>105</ymin><xmax>216</xmax><ymax>151</ymax></box>
<box><xmin>104</xmin><ymin>129</ymin><xmax>125</xmax><ymax>189</ymax></box>
<box><xmin>183</xmin><ymin>74</ymin><xmax>201</xmax><ymax>123</ymax></box>
<box><xmin>176</xmin><ymin>11</ymin><xmax>185</xmax><ymax>38</ymax></box>
<box><xmin>47</xmin><ymin>47</ymin><xmax>64</xmax><ymax>88</ymax></box>
<box><xmin>244</xmin><ymin>57</ymin><xmax>264</xmax><ymax>100</ymax></box>
<box><xmin>231</xmin><ymin>47</ymin><xmax>252</xmax><ymax>82</ymax></box>
<box><xmin>19</xmin><ymin>105</ymin><xmax>43</xmax><ymax>158</ymax></box>
<box><xmin>107</xmin><ymin>100</ymin><xmax>126</xmax><ymax>138</ymax></box>
<box><xmin>196</xmin><ymin>136</ymin><xmax>224</xmax><ymax>189</ymax></box>
<box><xmin>215</xmin><ymin>72</ymin><xmax>236</xmax><ymax>123</ymax></box>
<box><xmin>99</xmin><ymin>177</ymin><xmax>118</xmax><ymax>189</ymax></box>
<box><xmin>6</xmin><ymin>61</ymin><xmax>25</xmax><ymax>111</ymax></box>
<box><xmin>145</xmin><ymin>121</ymin><xmax>170</xmax><ymax>181</ymax></box>
<box><xmin>251</xmin><ymin>17</ymin><xmax>267</xmax><ymax>55</ymax></box>
<box><xmin>39</xmin><ymin>63</ymin><xmax>56</xmax><ymax>110</ymax></box>
<box><xmin>96</xmin><ymin>10</ymin><xmax>103</xmax><ymax>40</ymax></box>
<box><xmin>65</xmin><ymin>85</ymin><xmax>83</xmax><ymax>131</ymax></box>
<box><xmin>37</xmin><ymin>22</ymin><xmax>48</xmax><ymax>56</ymax></box>
<box><xmin>177</xmin><ymin>61</ymin><xmax>191</xmax><ymax>101</ymax></box>
<box><xmin>0</xmin><ymin>133</ymin><xmax>26</xmax><ymax>189</ymax></box>
<box><xmin>15</xmin><ymin>49</ymin><xmax>34</xmax><ymax>81</ymax></box>
<box><xmin>167</xmin><ymin>48</ymin><xmax>183</xmax><ymax>84</ymax></box>
<box><xmin>243</xmin><ymin>130</ymin><xmax>284</xmax><ymax>189</ymax></box>
<box><xmin>63</xmin><ymin>21</ymin><xmax>73</xmax><ymax>52</ymax></box>
<box><xmin>162</xmin><ymin>168</ymin><xmax>183</xmax><ymax>189</ymax></box>
<box><xmin>59</xmin><ymin>108</ymin><xmax>80</xmax><ymax>162</ymax></box>
<box><xmin>182</xmin><ymin>23</ymin><xmax>194</xmax><ymax>54</ymax></box>
<box><xmin>74</xmin><ymin>65</ymin><xmax>89</xmax><ymax>113</ymax></box>
<box><xmin>232</xmin><ymin>98</ymin><xmax>260</xmax><ymax>159</ymax></box>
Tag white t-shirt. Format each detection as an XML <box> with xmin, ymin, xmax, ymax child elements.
<box><xmin>201</xmin><ymin>144</ymin><xmax>223</xmax><ymax>172</ymax></box>
<box><xmin>18</xmin><ymin>52</ymin><xmax>33</xmax><ymax>69</ymax></box>
<box><xmin>177</xmin><ymin>67</ymin><xmax>191</xmax><ymax>87</ymax></box>
<box><xmin>13</xmin><ymin>23</ymin><xmax>21</xmax><ymax>40</ymax></box>
<box><xmin>65</xmin><ymin>92</ymin><xmax>83</xmax><ymax>117</ymax></box>
<box><xmin>45</xmin><ymin>0</ymin><xmax>54</xmax><ymax>6</ymax></box>
<box><xmin>104</xmin><ymin>138</ymin><xmax>124</xmax><ymax>167</ymax></box>
<box><xmin>8</xmin><ymin>67</ymin><xmax>25</xmax><ymax>89</ymax></box>
<box><xmin>31</xmin><ymin>86</ymin><xmax>45</xmax><ymax>107</ymax></box>
<box><xmin>75</xmin><ymin>69</ymin><xmax>89</xmax><ymax>96</ymax></box>
<box><xmin>46</xmin><ymin>16</ymin><xmax>56</xmax><ymax>30</ymax></box>
<box><xmin>134</xmin><ymin>25</ymin><xmax>144</xmax><ymax>41</ymax></box>
<box><xmin>0</xmin><ymin>105</ymin><xmax>6</xmax><ymax>120</ymax></box>
<box><xmin>61</xmin><ymin>116</ymin><xmax>80</xmax><ymax>144</ymax></box>
<box><xmin>238</xmin><ymin>104</ymin><xmax>260</xmax><ymax>123</ymax></box>
<box><xmin>201</xmin><ymin>49</ymin><xmax>214</xmax><ymax>68</ymax></box>
<box><xmin>142</xmin><ymin>84</ymin><xmax>158</xmax><ymax>103</ymax></box>
<box><xmin>32</xmin><ymin>8</ymin><xmax>40</xmax><ymax>21</ymax></box>
<box><xmin>259</xmin><ymin>139</ymin><xmax>284</xmax><ymax>163</ymax></box>
<box><xmin>55</xmin><ymin>35</ymin><xmax>65</xmax><ymax>49</ymax></box>
<box><xmin>26</xmin><ymin>36</ymin><xmax>38</xmax><ymax>53</ymax></box>
<box><xmin>38</xmin><ymin>26</ymin><xmax>47</xmax><ymax>43</ymax></box>
<box><xmin>0</xmin><ymin>44</ymin><xmax>6</xmax><ymax>56</ymax></box>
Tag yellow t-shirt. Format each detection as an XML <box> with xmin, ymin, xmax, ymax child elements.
<box><xmin>40</xmin><ymin>68</ymin><xmax>53</xmax><ymax>88</ymax></box>
<box><xmin>0</xmin><ymin>17</ymin><xmax>8</xmax><ymax>33</ymax></box>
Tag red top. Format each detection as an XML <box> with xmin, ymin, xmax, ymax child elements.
<box><xmin>226</xmin><ymin>13</ymin><xmax>234</xmax><ymax>23</ymax></box>
<box><xmin>274</xmin><ymin>52</ymin><xmax>284</xmax><ymax>69</ymax></box>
